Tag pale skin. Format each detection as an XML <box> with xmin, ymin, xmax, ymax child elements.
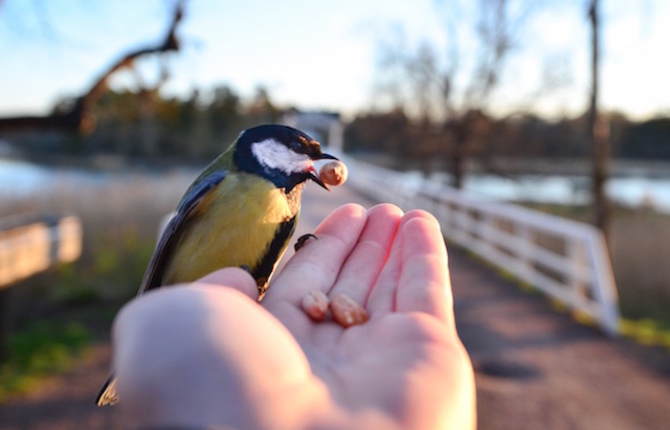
<box><xmin>113</xmin><ymin>203</ymin><xmax>477</xmax><ymax>429</ymax></box>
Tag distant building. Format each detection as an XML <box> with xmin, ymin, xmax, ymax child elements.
<box><xmin>281</xmin><ymin>109</ymin><xmax>343</xmax><ymax>153</ymax></box>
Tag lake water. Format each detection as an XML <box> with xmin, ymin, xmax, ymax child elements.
<box><xmin>0</xmin><ymin>158</ymin><xmax>112</xmax><ymax>195</ymax></box>
<box><xmin>463</xmin><ymin>174</ymin><xmax>670</xmax><ymax>213</ymax></box>
<box><xmin>2</xmin><ymin>158</ymin><xmax>670</xmax><ymax>214</ymax></box>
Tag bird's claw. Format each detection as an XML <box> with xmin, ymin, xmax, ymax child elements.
<box><xmin>294</xmin><ymin>233</ymin><xmax>317</xmax><ymax>252</ymax></box>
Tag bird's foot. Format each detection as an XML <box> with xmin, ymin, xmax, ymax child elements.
<box><xmin>294</xmin><ymin>233</ymin><xmax>318</xmax><ymax>252</ymax></box>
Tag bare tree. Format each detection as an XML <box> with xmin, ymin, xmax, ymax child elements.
<box><xmin>444</xmin><ymin>0</ymin><xmax>518</xmax><ymax>187</ymax></box>
<box><xmin>375</xmin><ymin>0</ymin><xmax>525</xmax><ymax>188</ymax></box>
<box><xmin>0</xmin><ymin>0</ymin><xmax>186</xmax><ymax>136</ymax></box>
<box><xmin>587</xmin><ymin>0</ymin><xmax>610</xmax><ymax>239</ymax></box>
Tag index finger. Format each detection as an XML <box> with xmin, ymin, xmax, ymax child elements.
<box><xmin>263</xmin><ymin>204</ymin><xmax>368</xmax><ymax>305</ymax></box>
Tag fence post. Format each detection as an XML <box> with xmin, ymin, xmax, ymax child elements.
<box><xmin>587</xmin><ymin>231</ymin><xmax>621</xmax><ymax>335</ymax></box>
<box><xmin>517</xmin><ymin>224</ymin><xmax>534</xmax><ymax>281</ymax></box>
<box><xmin>567</xmin><ymin>238</ymin><xmax>591</xmax><ymax>313</ymax></box>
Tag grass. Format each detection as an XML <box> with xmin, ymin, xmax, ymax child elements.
<box><xmin>0</xmin><ymin>318</ymin><xmax>92</xmax><ymax>401</ymax></box>
<box><xmin>620</xmin><ymin>318</ymin><xmax>670</xmax><ymax>348</ymax></box>
<box><xmin>0</xmin><ymin>165</ymin><xmax>198</xmax><ymax>400</ymax></box>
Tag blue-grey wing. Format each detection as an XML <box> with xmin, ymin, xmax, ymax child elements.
<box><xmin>137</xmin><ymin>170</ymin><xmax>227</xmax><ymax>295</ymax></box>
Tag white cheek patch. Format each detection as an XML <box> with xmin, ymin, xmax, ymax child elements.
<box><xmin>251</xmin><ymin>139</ymin><xmax>313</xmax><ymax>175</ymax></box>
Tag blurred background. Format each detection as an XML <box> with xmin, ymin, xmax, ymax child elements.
<box><xmin>0</xmin><ymin>0</ymin><xmax>668</xmax><ymax>428</ymax></box>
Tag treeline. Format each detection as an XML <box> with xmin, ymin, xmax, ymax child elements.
<box><xmin>8</xmin><ymin>87</ymin><xmax>670</xmax><ymax>166</ymax></box>
<box><xmin>345</xmin><ymin>109</ymin><xmax>670</xmax><ymax>166</ymax></box>
<box><xmin>11</xmin><ymin>85</ymin><xmax>282</xmax><ymax>160</ymax></box>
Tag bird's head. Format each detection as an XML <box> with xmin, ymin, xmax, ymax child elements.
<box><xmin>233</xmin><ymin>124</ymin><xmax>338</xmax><ymax>192</ymax></box>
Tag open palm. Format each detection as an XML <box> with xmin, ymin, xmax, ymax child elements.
<box><xmin>113</xmin><ymin>204</ymin><xmax>475</xmax><ymax>429</ymax></box>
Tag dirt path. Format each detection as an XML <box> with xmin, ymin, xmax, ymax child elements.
<box><xmin>451</xmin><ymin>247</ymin><xmax>670</xmax><ymax>429</ymax></box>
<box><xmin>1</xmin><ymin>184</ymin><xmax>669</xmax><ymax>429</ymax></box>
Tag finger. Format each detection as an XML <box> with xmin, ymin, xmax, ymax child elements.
<box><xmin>366</xmin><ymin>210</ymin><xmax>434</xmax><ymax>317</ymax></box>
<box><xmin>328</xmin><ymin>204</ymin><xmax>403</xmax><ymax>306</ymax></box>
<box><xmin>195</xmin><ymin>267</ymin><xmax>259</xmax><ymax>301</ymax></box>
<box><xmin>263</xmin><ymin>204</ymin><xmax>368</xmax><ymax>305</ymax></box>
<box><xmin>396</xmin><ymin>215</ymin><xmax>454</xmax><ymax>327</ymax></box>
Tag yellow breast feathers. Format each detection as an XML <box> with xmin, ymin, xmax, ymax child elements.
<box><xmin>163</xmin><ymin>173</ymin><xmax>298</xmax><ymax>285</ymax></box>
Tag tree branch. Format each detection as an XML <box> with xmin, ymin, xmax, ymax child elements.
<box><xmin>0</xmin><ymin>0</ymin><xmax>185</xmax><ymax>135</ymax></box>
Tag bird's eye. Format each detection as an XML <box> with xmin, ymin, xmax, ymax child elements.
<box><xmin>290</xmin><ymin>141</ymin><xmax>302</xmax><ymax>152</ymax></box>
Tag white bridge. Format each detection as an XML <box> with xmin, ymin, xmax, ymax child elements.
<box><xmin>339</xmin><ymin>153</ymin><xmax>620</xmax><ymax>336</ymax></box>
<box><xmin>284</xmin><ymin>112</ymin><xmax>620</xmax><ymax>335</ymax></box>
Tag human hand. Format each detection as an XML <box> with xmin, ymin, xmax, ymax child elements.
<box><xmin>113</xmin><ymin>204</ymin><xmax>476</xmax><ymax>429</ymax></box>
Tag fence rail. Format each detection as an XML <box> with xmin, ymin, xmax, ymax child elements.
<box><xmin>0</xmin><ymin>215</ymin><xmax>83</xmax><ymax>288</ymax></box>
<box><xmin>340</xmin><ymin>154</ymin><xmax>620</xmax><ymax>336</ymax></box>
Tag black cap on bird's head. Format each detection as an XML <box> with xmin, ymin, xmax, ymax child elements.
<box><xmin>234</xmin><ymin>124</ymin><xmax>338</xmax><ymax>192</ymax></box>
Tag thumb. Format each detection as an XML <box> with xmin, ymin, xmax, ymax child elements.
<box><xmin>195</xmin><ymin>267</ymin><xmax>259</xmax><ymax>301</ymax></box>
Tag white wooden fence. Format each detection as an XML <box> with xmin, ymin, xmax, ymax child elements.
<box><xmin>340</xmin><ymin>154</ymin><xmax>620</xmax><ymax>336</ymax></box>
<box><xmin>0</xmin><ymin>215</ymin><xmax>83</xmax><ymax>288</ymax></box>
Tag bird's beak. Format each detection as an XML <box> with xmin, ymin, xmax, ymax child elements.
<box><xmin>309</xmin><ymin>169</ymin><xmax>330</xmax><ymax>190</ymax></box>
<box><xmin>309</xmin><ymin>152</ymin><xmax>339</xmax><ymax>191</ymax></box>
<box><xmin>317</xmin><ymin>153</ymin><xmax>338</xmax><ymax>161</ymax></box>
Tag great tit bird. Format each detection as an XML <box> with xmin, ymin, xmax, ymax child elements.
<box><xmin>96</xmin><ymin>124</ymin><xmax>338</xmax><ymax>406</ymax></box>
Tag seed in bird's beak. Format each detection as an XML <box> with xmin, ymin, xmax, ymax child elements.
<box><xmin>310</xmin><ymin>154</ymin><xmax>345</xmax><ymax>190</ymax></box>
<box><xmin>317</xmin><ymin>160</ymin><xmax>348</xmax><ymax>187</ymax></box>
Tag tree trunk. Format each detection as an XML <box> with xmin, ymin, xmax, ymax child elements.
<box><xmin>452</xmin><ymin>136</ymin><xmax>465</xmax><ymax>189</ymax></box>
<box><xmin>588</xmin><ymin>0</ymin><xmax>610</xmax><ymax>240</ymax></box>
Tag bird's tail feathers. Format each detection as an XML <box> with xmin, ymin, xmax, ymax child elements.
<box><xmin>96</xmin><ymin>374</ymin><xmax>119</xmax><ymax>406</ymax></box>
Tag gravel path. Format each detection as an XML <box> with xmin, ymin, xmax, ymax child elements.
<box><xmin>451</xmin><ymin>247</ymin><xmax>670</xmax><ymax>430</ymax></box>
<box><xmin>1</xmin><ymin>183</ymin><xmax>668</xmax><ymax>429</ymax></box>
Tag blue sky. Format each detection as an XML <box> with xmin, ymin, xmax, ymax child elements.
<box><xmin>0</xmin><ymin>0</ymin><xmax>668</xmax><ymax>120</ymax></box>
